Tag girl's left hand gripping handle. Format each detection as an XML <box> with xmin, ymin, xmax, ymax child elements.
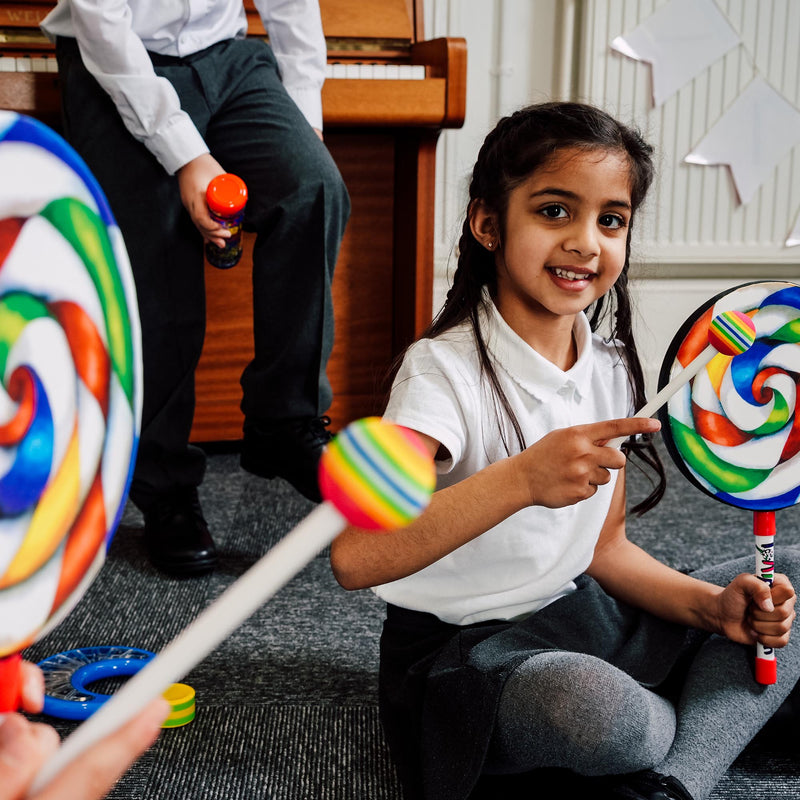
<box><xmin>0</xmin><ymin>653</ymin><xmax>22</xmax><ymax>711</ymax></box>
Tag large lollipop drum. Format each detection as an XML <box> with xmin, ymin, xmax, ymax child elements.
<box><xmin>657</xmin><ymin>280</ymin><xmax>800</xmax><ymax>683</ymax></box>
<box><xmin>0</xmin><ymin>113</ymin><xmax>142</xmax><ymax>709</ymax></box>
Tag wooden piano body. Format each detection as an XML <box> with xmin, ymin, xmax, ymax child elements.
<box><xmin>0</xmin><ymin>0</ymin><xmax>467</xmax><ymax>439</ymax></box>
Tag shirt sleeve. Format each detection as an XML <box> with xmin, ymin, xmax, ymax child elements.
<box><xmin>60</xmin><ymin>0</ymin><xmax>208</xmax><ymax>175</ymax></box>
<box><xmin>254</xmin><ymin>0</ymin><xmax>326</xmax><ymax>130</ymax></box>
<box><xmin>383</xmin><ymin>338</ymin><xmax>475</xmax><ymax>474</ymax></box>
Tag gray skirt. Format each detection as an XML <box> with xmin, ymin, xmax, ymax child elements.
<box><xmin>379</xmin><ymin>574</ymin><xmax>693</xmax><ymax>800</ymax></box>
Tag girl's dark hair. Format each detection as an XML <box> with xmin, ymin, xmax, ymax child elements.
<box><xmin>425</xmin><ymin>101</ymin><xmax>665</xmax><ymax>514</ymax></box>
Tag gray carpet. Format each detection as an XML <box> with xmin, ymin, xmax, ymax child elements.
<box><xmin>22</xmin><ymin>442</ymin><xmax>800</xmax><ymax>799</ymax></box>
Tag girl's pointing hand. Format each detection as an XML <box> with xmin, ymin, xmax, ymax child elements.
<box><xmin>519</xmin><ymin>417</ymin><xmax>660</xmax><ymax>508</ymax></box>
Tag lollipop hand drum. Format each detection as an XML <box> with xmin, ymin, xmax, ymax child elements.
<box><xmin>0</xmin><ymin>113</ymin><xmax>142</xmax><ymax>711</ymax></box>
<box><xmin>655</xmin><ymin>281</ymin><xmax>800</xmax><ymax>686</ymax></box>
<box><xmin>31</xmin><ymin>417</ymin><xmax>435</xmax><ymax>794</ymax></box>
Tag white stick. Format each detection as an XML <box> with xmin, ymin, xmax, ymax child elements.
<box><xmin>29</xmin><ymin>502</ymin><xmax>346</xmax><ymax>796</ymax></box>
<box><xmin>606</xmin><ymin>343</ymin><xmax>717</xmax><ymax>449</ymax></box>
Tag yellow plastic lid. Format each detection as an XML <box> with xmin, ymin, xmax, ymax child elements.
<box><xmin>161</xmin><ymin>683</ymin><xmax>196</xmax><ymax>728</ymax></box>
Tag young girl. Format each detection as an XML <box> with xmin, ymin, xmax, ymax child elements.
<box><xmin>329</xmin><ymin>103</ymin><xmax>799</xmax><ymax>800</ymax></box>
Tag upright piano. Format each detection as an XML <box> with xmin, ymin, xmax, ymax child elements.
<box><xmin>0</xmin><ymin>0</ymin><xmax>467</xmax><ymax>440</ymax></box>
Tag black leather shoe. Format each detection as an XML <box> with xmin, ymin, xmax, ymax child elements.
<box><xmin>596</xmin><ymin>770</ymin><xmax>694</xmax><ymax>800</ymax></box>
<box><xmin>143</xmin><ymin>487</ymin><xmax>217</xmax><ymax>577</ymax></box>
<box><xmin>240</xmin><ymin>416</ymin><xmax>333</xmax><ymax>502</ymax></box>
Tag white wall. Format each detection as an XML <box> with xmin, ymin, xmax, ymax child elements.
<box><xmin>425</xmin><ymin>0</ymin><xmax>800</xmax><ymax>393</ymax></box>
<box><xmin>425</xmin><ymin>0</ymin><xmax>568</xmax><ymax>302</ymax></box>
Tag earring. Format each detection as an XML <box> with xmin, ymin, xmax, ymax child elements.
<box><xmin>487</xmin><ymin>241</ymin><xmax>494</xmax><ymax>250</ymax></box>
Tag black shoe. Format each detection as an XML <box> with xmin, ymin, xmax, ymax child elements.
<box><xmin>596</xmin><ymin>770</ymin><xmax>694</xmax><ymax>800</ymax></box>
<box><xmin>143</xmin><ymin>487</ymin><xmax>217</xmax><ymax>577</ymax></box>
<box><xmin>240</xmin><ymin>416</ymin><xmax>333</xmax><ymax>502</ymax></box>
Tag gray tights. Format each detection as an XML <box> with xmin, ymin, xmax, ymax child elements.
<box><xmin>486</xmin><ymin>549</ymin><xmax>800</xmax><ymax>800</ymax></box>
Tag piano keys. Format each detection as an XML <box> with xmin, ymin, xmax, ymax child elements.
<box><xmin>0</xmin><ymin>0</ymin><xmax>467</xmax><ymax>440</ymax></box>
<box><xmin>0</xmin><ymin>55</ymin><xmax>58</xmax><ymax>73</ymax></box>
<box><xmin>1</xmin><ymin>54</ymin><xmax>425</xmax><ymax>80</ymax></box>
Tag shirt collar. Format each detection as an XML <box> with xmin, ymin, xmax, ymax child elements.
<box><xmin>481</xmin><ymin>294</ymin><xmax>595</xmax><ymax>403</ymax></box>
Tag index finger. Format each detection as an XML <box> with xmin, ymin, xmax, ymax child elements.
<box><xmin>586</xmin><ymin>417</ymin><xmax>661</xmax><ymax>446</ymax></box>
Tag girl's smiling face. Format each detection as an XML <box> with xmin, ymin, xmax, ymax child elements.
<box><xmin>471</xmin><ymin>146</ymin><xmax>634</xmax><ymax>349</ymax></box>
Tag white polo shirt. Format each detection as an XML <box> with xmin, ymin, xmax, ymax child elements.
<box><xmin>374</xmin><ymin>297</ymin><xmax>634</xmax><ymax>625</ymax></box>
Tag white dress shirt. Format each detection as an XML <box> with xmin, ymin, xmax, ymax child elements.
<box><xmin>42</xmin><ymin>1</ymin><xmax>326</xmax><ymax>174</ymax></box>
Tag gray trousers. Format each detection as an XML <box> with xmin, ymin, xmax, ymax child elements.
<box><xmin>488</xmin><ymin>549</ymin><xmax>800</xmax><ymax>800</ymax></box>
<box><xmin>54</xmin><ymin>36</ymin><xmax>350</xmax><ymax>510</ymax></box>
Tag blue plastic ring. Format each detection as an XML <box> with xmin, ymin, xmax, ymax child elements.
<box><xmin>37</xmin><ymin>646</ymin><xmax>155</xmax><ymax>720</ymax></box>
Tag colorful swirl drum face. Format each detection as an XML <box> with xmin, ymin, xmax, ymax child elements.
<box><xmin>658</xmin><ymin>281</ymin><xmax>800</xmax><ymax>512</ymax></box>
<box><xmin>0</xmin><ymin>113</ymin><xmax>142</xmax><ymax>657</ymax></box>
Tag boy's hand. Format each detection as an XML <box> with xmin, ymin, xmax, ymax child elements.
<box><xmin>176</xmin><ymin>154</ymin><xmax>230</xmax><ymax>249</ymax></box>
